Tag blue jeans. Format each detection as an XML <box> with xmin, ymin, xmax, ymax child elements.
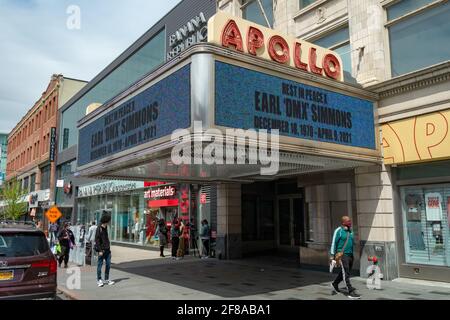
<box><xmin>97</xmin><ymin>249</ymin><xmax>111</xmax><ymax>281</ymax></box>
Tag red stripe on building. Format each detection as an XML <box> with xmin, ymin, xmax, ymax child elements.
<box><xmin>148</xmin><ymin>199</ymin><xmax>179</xmax><ymax>208</ymax></box>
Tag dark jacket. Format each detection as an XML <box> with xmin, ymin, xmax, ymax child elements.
<box><xmin>95</xmin><ymin>225</ymin><xmax>111</xmax><ymax>252</ymax></box>
<box><xmin>171</xmin><ymin>221</ymin><xmax>180</xmax><ymax>238</ymax></box>
<box><xmin>200</xmin><ymin>224</ymin><xmax>210</xmax><ymax>240</ymax></box>
<box><xmin>58</xmin><ymin>228</ymin><xmax>75</xmax><ymax>248</ymax></box>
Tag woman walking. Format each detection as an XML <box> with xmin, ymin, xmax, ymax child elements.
<box><xmin>157</xmin><ymin>218</ymin><xmax>168</xmax><ymax>257</ymax></box>
<box><xmin>57</xmin><ymin>223</ymin><xmax>75</xmax><ymax>268</ymax></box>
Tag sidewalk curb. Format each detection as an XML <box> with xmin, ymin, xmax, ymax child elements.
<box><xmin>57</xmin><ymin>287</ymin><xmax>78</xmax><ymax>300</ymax></box>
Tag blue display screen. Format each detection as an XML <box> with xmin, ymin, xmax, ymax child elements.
<box><xmin>215</xmin><ymin>61</ymin><xmax>376</xmax><ymax>150</ymax></box>
<box><xmin>78</xmin><ymin>64</ymin><xmax>191</xmax><ymax>167</ymax></box>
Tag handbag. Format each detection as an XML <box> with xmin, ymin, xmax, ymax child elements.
<box><xmin>334</xmin><ymin>231</ymin><xmax>350</xmax><ymax>266</ymax></box>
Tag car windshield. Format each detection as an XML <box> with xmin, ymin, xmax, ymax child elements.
<box><xmin>0</xmin><ymin>232</ymin><xmax>49</xmax><ymax>257</ymax></box>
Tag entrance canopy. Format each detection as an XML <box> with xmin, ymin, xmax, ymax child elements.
<box><xmin>76</xmin><ymin>44</ymin><xmax>381</xmax><ymax>183</ymax></box>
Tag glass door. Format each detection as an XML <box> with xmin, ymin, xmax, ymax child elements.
<box><xmin>278</xmin><ymin>197</ymin><xmax>304</xmax><ymax>247</ymax></box>
<box><xmin>279</xmin><ymin>199</ymin><xmax>291</xmax><ymax>245</ymax></box>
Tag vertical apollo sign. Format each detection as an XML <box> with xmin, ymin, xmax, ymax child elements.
<box><xmin>49</xmin><ymin>127</ymin><xmax>57</xmax><ymax>162</ymax></box>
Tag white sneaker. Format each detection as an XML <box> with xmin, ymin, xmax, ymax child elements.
<box><xmin>105</xmin><ymin>280</ymin><xmax>115</xmax><ymax>286</ymax></box>
<box><xmin>97</xmin><ymin>280</ymin><xmax>104</xmax><ymax>287</ymax></box>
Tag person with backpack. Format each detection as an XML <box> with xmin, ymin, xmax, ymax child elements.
<box><xmin>329</xmin><ymin>216</ymin><xmax>360</xmax><ymax>299</ymax></box>
<box><xmin>200</xmin><ymin>219</ymin><xmax>210</xmax><ymax>259</ymax></box>
<box><xmin>57</xmin><ymin>222</ymin><xmax>75</xmax><ymax>268</ymax></box>
<box><xmin>95</xmin><ymin>212</ymin><xmax>115</xmax><ymax>287</ymax></box>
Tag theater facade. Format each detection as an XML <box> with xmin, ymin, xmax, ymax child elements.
<box><xmin>73</xmin><ymin>12</ymin><xmax>395</xmax><ymax>277</ymax></box>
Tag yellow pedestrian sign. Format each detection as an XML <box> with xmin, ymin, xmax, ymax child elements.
<box><xmin>45</xmin><ymin>206</ymin><xmax>62</xmax><ymax>224</ymax></box>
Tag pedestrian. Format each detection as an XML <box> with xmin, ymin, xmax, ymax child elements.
<box><xmin>85</xmin><ymin>221</ymin><xmax>97</xmax><ymax>264</ymax></box>
<box><xmin>330</xmin><ymin>216</ymin><xmax>360</xmax><ymax>299</ymax></box>
<box><xmin>86</xmin><ymin>221</ymin><xmax>97</xmax><ymax>243</ymax></box>
<box><xmin>95</xmin><ymin>212</ymin><xmax>115</xmax><ymax>287</ymax></box>
<box><xmin>176</xmin><ymin>220</ymin><xmax>188</xmax><ymax>259</ymax></box>
<box><xmin>57</xmin><ymin>222</ymin><xmax>75</xmax><ymax>268</ymax></box>
<box><xmin>200</xmin><ymin>219</ymin><xmax>210</xmax><ymax>259</ymax></box>
<box><xmin>157</xmin><ymin>218</ymin><xmax>168</xmax><ymax>257</ymax></box>
<box><xmin>171</xmin><ymin>217</ymin><xmax>180</xmax><ymax>260</ymax></box>
<box><xmin>49</xmin><ymin>222</ymin><xmax>58</xmax><ymax>247</ymax></box>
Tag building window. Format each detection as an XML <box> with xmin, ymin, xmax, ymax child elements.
<box><xmin>23</xmin><ymin>176</ymin><xmax>29</xmax><ymax>193</ymax></box>
<box><xmin>312</xmin><ymin>26</ymin><xmax>355</xmax><ymax>83</ymax></box>
<box><xmin>40</xmin><ymin>165</ymin><xmax>51</xmax><ymax>190</ymax></box>
<box><xmin>299</xmin><ymin>0</ymin><xmax>317</xmax><ymax>9</ymax></box>
<box><xmin>30</xmin><ymin>173</ymin><xmax>36</xmax><ymax>192</ymax></box>
<box><xmin>387</xmin><ymin>1</ymin><xmax>450</xmax><ymax>77</ymax></box>
<box><xmin>242</xmin><ymin>0</ymin><xmax>274</xmax><ymax>28</ymax></box>
<box><xmin>400</xmin><ymin>184</ymin><xmax>450</xmax><ymax>267</ymax></box>
<box><xmin>60</xmin><ymin>28</ymin><xmax>166</xmax><ymax>151</ymax></box>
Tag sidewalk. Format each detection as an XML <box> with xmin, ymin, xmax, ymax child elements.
<box><xmin>57</xmin><ymin>245</ymin><xmax>450</xmax><ymax>300</ymax></box>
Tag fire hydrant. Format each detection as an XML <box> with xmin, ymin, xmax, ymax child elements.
<box><xmin>366</xmin><ymin>256</ymin><xmax>383</xmax><ymax>290</ymax></box>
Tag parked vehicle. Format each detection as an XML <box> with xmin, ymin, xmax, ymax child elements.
<box><xmin>0</xmin><ymin>221</ymin><xmax>57</xmax><ymax>300</ymax></box>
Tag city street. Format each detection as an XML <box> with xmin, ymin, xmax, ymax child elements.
<box><xmin>57</xmin><ymin>246</ymin><xmax>450</xmax><ymax>301</ymax></box>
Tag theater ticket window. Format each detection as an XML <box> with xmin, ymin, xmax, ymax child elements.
<box><xmin>400</xmin><ymin>184</ymin><xmax>450</xmax><ymax>267</ymax></box>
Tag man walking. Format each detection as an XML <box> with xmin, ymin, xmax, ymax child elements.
<box><xmin>330</xmin><ymin>216</ymin><xmax>360</xmax><ymax>299</ymax></box>
<box><xmin>86</xmin><ymin>221</ymin><xmax>97</xmax><ymax>265</ymax></box>
<box><xmin>200</xmin><ymin>219</ymin><xmax>210</xmax><ymax>259</ymax></box>
<box><xmin>95</xmin><ymin>212</ymin><xmax>115</xmax><ymax>287</ymax></box>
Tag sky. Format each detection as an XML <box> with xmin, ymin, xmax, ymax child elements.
<box><xmin>0</xmin><ymin>0</ymin><xmax>181</xmax><ymax>134</ymax></box>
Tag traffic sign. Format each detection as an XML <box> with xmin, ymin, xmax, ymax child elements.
<box><xmin>45</xmin><ymin>206</ymin><xmax>62</xmax><ymax>224</ymax></box>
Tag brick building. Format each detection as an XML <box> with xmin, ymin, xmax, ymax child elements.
<box><xmin>6</xmin><ymin>75</ymin><xmax>86</xmax><ymax>223</ymax></box>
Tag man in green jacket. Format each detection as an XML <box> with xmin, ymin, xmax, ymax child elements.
<box><xmin>330</xmin><ymin>216</ymin><xmax>360</xmax><ymax>299</ymax></box>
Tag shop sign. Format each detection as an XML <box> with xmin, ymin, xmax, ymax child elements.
<box><xmin>144</xmin><ymin>185</ymin><xmax>176</xmax><ymax>199</ymax></box>
<box><xmin>144</xmin><ymin>181</ymin><xmax>167</xmax><ymax>187</ymax></box>
<box><xmin>425</xmin><ymin>192</ymin><xmax>443</xmax><ymax>221</ymax></box>
<box><xmin>200</xmin><ymin>193</ymin><xmax>207</xmax><ymax>204</ymax></box>
<box><xmin>29</xmin><ymin>193</ymin><xmax>39</xmax><ymax>206</ymax></box>
<box><xmin>28</xmin><ymin>190</ymin><xmax>50</xmax><ymax>208</ymax></box>
<box><xmin>168</xmin><ymin>12</ymin><xmax>208</xmax><ymax>60</ymax></box>
<box><xmin>208</xmin><ymin>12</ymin><xmax>343</xmax><ymax>81</ymax></box>
<box><xmin>49</xmin><ymin>127</ymin><xmax>57</xmax><ymax>162</ymax></box>
<box><xmin>56</xmin><ymin>179</ymin><xmax>64</xmax><ymax>188</ymax></box>
<box><xmin>78</xmin><ymin>181</ymin><xmax>144</xmax><ymax>198</ymax></box>
<box><xmin>215</xmin><ymin>61</ymin><xmax>376</xmax><ymax>150</ymax></box>
<box><xmin>382</xmin><ymin>109</ymin><xmax>450</xmax><ymax>165</ymax></box>
<box><xmin>78</xmin><ymin>65</ymin><xmax>191</xmax><ymax>167</ymax></box>
<box><xmin>148</xmin><ymin>199</ymin><xmax>179</xmax><ymax>208</ymax></box>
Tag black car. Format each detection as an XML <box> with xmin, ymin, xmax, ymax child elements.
<box><xmin>0</xmin><ymin>221</ymin><xmax>57</xmax><ymax>300</ymax></box>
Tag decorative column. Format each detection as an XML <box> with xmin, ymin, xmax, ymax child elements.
<box><xmin>216</xmin><ymin>183</ymin><xmax>242</xmax><ymax>259</ymax></box>
<box><xmin>355</xmin><ymin>164</ymin><xmax>399</xmax><ymax>280</ymax></box>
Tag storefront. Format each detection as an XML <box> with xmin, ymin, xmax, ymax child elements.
<box><xmin>382</xmin><ymin>109</ymin><xmax>450</xmax><ymax>282</ymax></box>
<box><xmin>77</xmin><ymin>180</ymin><xmax>215</xmax><ymax>250</ymax></box>
<box><xmin>75</xmin><ymin>12</ymin><xmax>381</xmax><ymax>263</ymax></box>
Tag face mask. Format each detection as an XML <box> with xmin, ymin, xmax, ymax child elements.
<box><xmin>343</xmin><ymin>221</ymin><xmax>352</xmax><ymax>228</ymax></box>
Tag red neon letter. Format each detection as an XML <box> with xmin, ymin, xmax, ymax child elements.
<box><xmin>294</xmin><ymin>42</ymin><xmax>308</xmax><ymax>71</ymax></box>
<box><xmin>268</xmin><ymin>36</ymin><xmax>290</xmax><ymax>64</ymax></box>
<box><xmin>221</xmin><ymin>19</ymin><xmax>243</xmax><ymax>52</ymax></box>
<box><xmin>309</xmin><ymin>47</ymin><xmax>323</xmax><ymax>75</ymax></box>
<box><xmin>247</xmin><ymin>27</ymin><xmax>264</xmax><ymax>55</ymax></box>
<box><xmin>323</xmin><ymin>54</ymin><xmax>341</xmax><ymax>80</ymax></box>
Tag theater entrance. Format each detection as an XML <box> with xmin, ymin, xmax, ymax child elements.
<box><xmin>278</xmin><ymin>196</ymin><xmax>305</xmax><ymax>249</ymax></box>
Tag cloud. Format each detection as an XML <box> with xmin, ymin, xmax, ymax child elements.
<box><xmin>0</xmin><ymin>0</ymin><xmax>181</xmax><ymax>133</ymax></box>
